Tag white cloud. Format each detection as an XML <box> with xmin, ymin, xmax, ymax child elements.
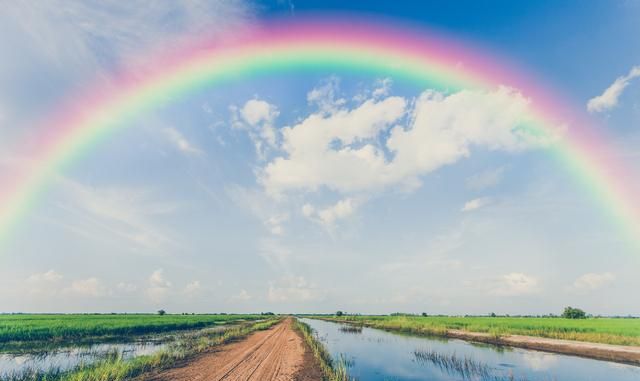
<box><xmin>66</xmin><ymin>277</ymin><xmax>107</xmax><ymax>297</ymax></box>
<box><xmin>146</xmin><ymin>269</ymin><xmax>172</xmax><ymax>303</ymax></box>
<box><xmin>241</xmin><ymin>99</ymin><xmax>279</xmax><ymax>127</ymax></box>
<box><xmin>261</xmin><ymin>86</ymin><xmax>552</xmax><ymax>197</ymax></box>
<box><xmin>27</xmin><ymin>270</ymin><xmax>63</xmax><ymax>283</ymax></box>
<box><xmin>466</xmin><ymin>167</ymin><xmax>506</xmax><ymax>190</ymax></box>
<box><xmin>261</xmin><ymin>95</ymin><xmax>407</xmax><ymax>195</ymax></box>
<box><xmin>226</xmin><ymin>184</ymin><xmax>289</xmax><ymax>236</ymax></box>
<box><xmin>231</xmin><ymin>99</ymin><xmax>280</xmax><ymax>159</ymax></box>
<box><xmin>490</xmin><ymin>272</ymin><xmax>539</xmax><ymax>296</ymax></box>
<box><xmin>387</xmin><ymin>87</ymin><xmax>552</xmax><ymax>181</ymax></box>
<box><xmin>303</xmin><ymin>198</ymin><xmax>362</xmax><ymax>227</ymax></box>
<box><xmin>307</xmin><ymin>77</ymin><xmax>346</xmax><ymax>115</ymax></box>
<box><xmin>163</xmin><ymin>127</ymin><xmax>203</xmax><ymax>156</ymax></box>
<box><xmin>267</xmin><ymin>276</ymin><xmax>320</xmax><ymax>302</ymax></box>
<box><xmin>461</xmin><ymin>197</ymin><xmax>492</xmax><ymax>212</ymax></box>
<box><xmin>572</xmin><ymin>272</ymin><xmax>615</xmax><ymax>291</ymax></box>
<box><xmin>0</xmin><ymin>1</ymin><xmax>250</xmax><ymax>74</ymax></box>
<box><xmin>57</xmin><ymin>178</ymin><xmax>181</xmax><ymax>251</ymax></box>
<box><xmin>372</xmin><ymin>78</ymin><xmax>393</xmax><ymax>98</ymax></box>
<box><xmin>587</xmin><ymin>66</ymin><xmax>640</xmax><ymax>113</ymax></box>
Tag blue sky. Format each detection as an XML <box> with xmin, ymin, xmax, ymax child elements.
<box><xmin>0</xmin><ymin>1</ymin><xmax>639</xmax><ymax>315</ymax></box>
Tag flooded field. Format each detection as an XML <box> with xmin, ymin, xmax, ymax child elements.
<box><xmin>0</xmin><ymin>324</ymin><xmax>233</xmax><ymax>379</ymax></box>
<box><xmin>302</xmin><ymin>318</ymin><xmax>640</xmax><ymax>381</ymax></box>
<box><xmin>0</xmin><ymin>341</ymin><xmax>165</xmax><ymax>377</ymax></box>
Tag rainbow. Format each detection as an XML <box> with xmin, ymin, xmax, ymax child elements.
<box><xmin>1</xmin><ymin>17</ymin><xmax>638</xmax><ymax>249</ymax></box>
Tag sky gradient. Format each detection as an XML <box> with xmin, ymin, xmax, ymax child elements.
<box><xmin>0</xmin><ymin>1</ymin><xmax>639</xmax><ymax>315</ymax></box>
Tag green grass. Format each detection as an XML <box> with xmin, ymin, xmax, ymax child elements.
<box><xmin>293</xmin><ymin>319</ymin><xmax>353</xmax><ymax>381</ymax></box>
<box><xmin>322</xmin><ymin>315</ymin><xmax>640</xmax><ymax>346</ymax></box>
<box><xmin>0</xmin><ymin>314</ymin><xmax>263</xmax><ymax>346</ymax></box>
<box><xmin>2</xmin><ymin>318</ymin><xmax>281</xmax><ymax>381</ymax></box>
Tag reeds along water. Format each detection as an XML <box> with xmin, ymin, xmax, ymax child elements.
<box><xmin>338</xmin><ymin>325</ymin><xmax>363</xmax><ymax>334</ymax></box>
<box><xmin>413</xmin><ymin>349</ymin><xmax>533</xmax><ymax>381</ymax></box>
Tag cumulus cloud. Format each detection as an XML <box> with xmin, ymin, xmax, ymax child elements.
<box><xmin>268</xmin><ymin>276</ymin><xmax>320</xmax><ymax>302</ymax></box>
<box><xmin>587</xmin><ymin>66</ymin><xmax>640</xmax><ymax>113</ymax></box>
<box><xmin>146</xmin><ymin>269</ymin><xmax>172</xmax><ymax>303</ymax></box>
<box><xmin>230</xmin><ymin>99</ymin><xmax>280</xmax><ymax>159</ymax></box>
<box><xmin>489</xmin><ymin>272</ymin><xmax>539</xmax><ymax>296</ymax></box>
<box><xmin>302</xmin><ymin>198</ymin><xmax>361</xmax><ymax>228</ymax></box>
<box><xmin>66</xmin><ymin>277</ymin><xmax>107</xmax><ymax>297</ymax></box>
<box><xmin>163</xmin><ymin>127</ymin><xmax>203</xmax><ymax>156</ymax></box>
<box><xmin>461</xmin><ymin>197</ymin><xmax>492</xmax><ymax>212</ymax></box>
<box><xmin>241</xmin><ymin>99</ymin><xmax>279</xmax><ymax>127</ymax></box>
<box><xmin>27</xmin><ymin>269</ymin><xmax>63</xmax><ymax>283</ymax></box>
<box><xmin>260</xmin><ymin>95</ymin><xmax>407</xmax><ymax>194</ymax></box>
<box><xmin>572</xmin><ymin>272</ymin><xmax>615</xmax><ymax>291</ymax></box>
<box><xmin>260</xmin><ymin>86</ymin><xmax>552</xmax><ymax>197</ymax></box>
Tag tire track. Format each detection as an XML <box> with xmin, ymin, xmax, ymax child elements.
<box><xmin>144</xmin><ymin>318</ymin><xmax>321</xmax><ymax>381</ymax></box>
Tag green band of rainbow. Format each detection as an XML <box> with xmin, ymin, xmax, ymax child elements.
<box><xmin>1</xmin><ymin>18</ymin><xmax>638</xmax><ymax>250</ymax></box>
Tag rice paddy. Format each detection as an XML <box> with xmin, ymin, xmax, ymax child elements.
<box><xmin>323</xmin><ymin>315</ymin><xmax>640</xmax><ymax>346</ymax></box>
<box><xmin>0</xmin><ymin>318</ymin><xmax>280</xmax><ymax>381</ymax></box>
<box><xmin>0</xmin><ymin>314</ymin><xmax>262</xmax><ymax>348</ymax></box>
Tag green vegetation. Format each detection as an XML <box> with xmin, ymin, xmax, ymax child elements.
<box><xmin>2</xmin><ymin>318</ymin><xmax>280</xmax><ymax>381</ymax></box>
<box><xmin>293</xmin><ymin>319</ymin><xmax>353</xmax><ymax>381</ymax></box>
<box><xmin>414</xmin><ymin>349</ymin><xmax>530</xmax><ymax>381</ymax></box>
<box><xmin>0</xmin><ymin>314</ymin><xmax>263</xmax><ymax>347</ymax></box>
<box><xmin>322</xmin><ymin>315</ymin><xmax>640</xmax><ymax>346</ymax></box>
<box><xmin>562</xmin><ymin>306</ymin><xmax>587</xmax><ymax>319</ymax></box>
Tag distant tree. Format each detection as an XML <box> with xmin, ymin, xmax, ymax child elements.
<box><xmin>336</xmin><ymin>311</ymin><xmax>344</xmax><ymax>317</ymax></box>
<box><xmin>157</xmin><ymin>309</ymin><xmax>166</xmax><ymax>316</ymax></box>
<box><xmin>490</xmin><ymin>312</ymin><xmax>497</xmax><ymax>317</ymax></box>
<box><xmin>421</xmin><ymin>312</ymin><xmax>428</xmax><ymax>317</ymax></box>
<box><xmin>562</xmin><ymin>306</ymin><xmax>586</xmax><ymax>319</ymax></box>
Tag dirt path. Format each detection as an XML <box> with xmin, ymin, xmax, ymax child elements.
<box><xmin>144</xmin><ymin>318</ymin><xmax>322</xmax><ymax>381</ymax></box>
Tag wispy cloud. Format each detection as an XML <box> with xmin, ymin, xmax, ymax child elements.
<box><xmin>267</xmin><ymin>276</ymin><xmax>321</xmax><ymax>303</ymax></box>
<box><xmin>1</xmin><ymin>1</ymin><xmax>251</xmax><ymax>73</ymax></box>
<box><xmin>56</xmin><ymin>178</ymin><xmax>182</xmax><ymax>251</ymax></box>
<box><xmin>587</xmin><ymin>66</ymin><xmax>640</xmax><ymax>113</ymax></box>
<box><xmin>466</xmin><ymin>167</ymin><xmax>506</xmax><ymax>191</ymax></box>
<box><xmin>461</xmin><ymin>197</ymin><xmax>492</xmax><ymax>212</ymax></box>
<box><xmin>571</xmin><ymin>272</ymin><xmax>615</xmax><ymax>291</ymax></box>
<box><xmin>163</xmin><ymin>127</ymin><xmax>203</xmax><ymax>156</ymax></box>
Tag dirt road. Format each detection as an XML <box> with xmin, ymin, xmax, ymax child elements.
<box><xmin>144</xmin><ymin>318</ymin><xmax>322</xmax><ymax>381</ymax></box>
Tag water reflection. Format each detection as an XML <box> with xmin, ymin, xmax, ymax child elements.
<box><xmin>0</xmin><ymin>341</ymin><xmax>165</xmax><ymax>377</ymax></box>
<box><xmin>302</xmin><ymin>318</ymin><xmax>640</xmax><ymax>381</ymax></box>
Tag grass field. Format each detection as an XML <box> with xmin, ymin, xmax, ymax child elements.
<box><xmin>324</xmin><ymin>315</ymin><xmax>640</xmax><ymax>346</ymax></box>
<box><xmin>0</xmin><ymin>314</ymin><xmax>263</xmax><ymax>344</ymax></box>
<box><xmin>2</xmin><ymin>318</ymin><xmax>280</xmax><ymax>381</ymax></box>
